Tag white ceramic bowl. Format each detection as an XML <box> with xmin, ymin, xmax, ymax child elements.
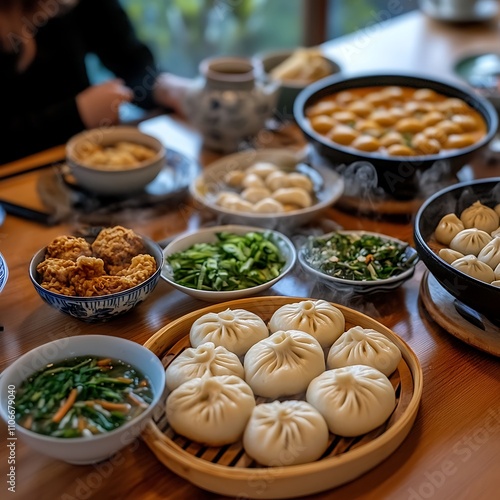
<box><xmin>66</xmin><ymin>126</ymin><xmax>166</xmax><ymax>196</ymax></box>
<box><xmin>298</xmin><ymin>230</ymin><xmax>419</xmax><ymax>294</ymax></box>
<box><xmin>190</xmin><ymin>149</ymin><xmax>344</xmax><ymax>231</ymax></box>
<box><xmin>29</xmin><ymin>234</ymin><xmax>163</xmax><ymax>322</ymax></box>
<box><xmin>0</xmin><ymin>335</ymin><xmax>165</xmax><ymax>464</ymax></box>
<box><xmin>161</xmin><ymin>225</ymin><xmax>297</xmax><ymax>302</ymax></box>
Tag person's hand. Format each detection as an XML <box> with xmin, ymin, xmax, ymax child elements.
<box><xmin>153</xmin><ymin>72</ymin><xmax>195</xmax><ymax>117</ymax></box>
<box><xmin>76</xmin><ymin>79</ymin><xmax>133</xmax><ymax>129</ymax></box>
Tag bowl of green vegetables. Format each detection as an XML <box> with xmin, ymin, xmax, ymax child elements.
<box><xmin>0</xmin><ymin>335</ymin><xmax>165</xmax><ymax>464</ymax></box>
<box><xmin>162</xmin><ymin>225</ymin><xmax>296</xmax><ymax>301</ymax></box>
<box><xmin>298</xmin><ymin>230</ymin><xmax>419</xmax><ymax>293</ymax></box>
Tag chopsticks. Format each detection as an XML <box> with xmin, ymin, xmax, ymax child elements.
<box><xmin>0</xmin><ymin>160</ymin><xmax>64</xmax><ymax>181</ymax></box>
<box><xmin>0</xmin><ymin>199</ymin><xmax>57</xmax><ymax>226</ymax></box>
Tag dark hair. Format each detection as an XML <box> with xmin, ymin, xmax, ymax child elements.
<box><xmin>0</xmin><ymin>0</ymin><xmax>77</xmax><ymax>13</ymax></box>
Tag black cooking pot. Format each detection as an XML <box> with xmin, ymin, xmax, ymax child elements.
<box><xmin>414</xmin><ymin>178</ymin><xmax>500</xmax><ymax>324</ymax></box>
<box><xmin>294</xmin><ymin>73</ymin><xmax>498</xmax><ymax>200</ymax></box>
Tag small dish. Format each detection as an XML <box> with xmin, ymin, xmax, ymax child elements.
<box><xmin>161</xmin><ymin>225</ymin><xmax>296</xmax><ymax>302</ymax></box>
<box><xmin>298</xmin><ymin>230</ymin><xmax>419</xmax><ymax>294</ymax></box>
<box><xmin>0</xmin><ymin>335</ymin><xmax>165</xmax><ymax>464</ymax></box>
<box><xmin>190</xmin><ymin>148</ymin><xmax>344</xmax><ymax>231</ymax></box>
<box><xmin>0</xmin><ymin>251</ymin><xmax>8</xmax><ymax>293</ymax></box>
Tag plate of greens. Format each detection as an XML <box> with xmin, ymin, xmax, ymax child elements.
<box><xmin>161</xmin><ymin>225</ymin><xmax>296</xmax><ymax>301</ymax></box>
<box><xmin>298</xmin><ymin>230</ymin><xmax>419</xmax><ymax>293</ymax></box>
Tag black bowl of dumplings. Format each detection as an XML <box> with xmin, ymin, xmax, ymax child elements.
<box><xmin>414</xmin><ymin>178</ymin><xmax>500</xmax><ymax>324</ymax></box>
<box><xmin>294</xmin><ymin>72</ymin><xmax>498</xmax><ymax>200</ymax></box>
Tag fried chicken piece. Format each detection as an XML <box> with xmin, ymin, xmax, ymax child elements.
<box><xmin>91</xmin><ymin>226</ymin><xmax>146</xmax><ymax>271</ymax></box>
<box><xmin>115</xmin><ymin>254</ymin><xmax>157</xmax><ymax>286</ymax></box>
<box><xmin>37</xmin><ymin>258</ymin><xmax>77</xmax><ymax>296</ymax></box>
<box><xmin>70</xmin><ymin>256</ymin><xmax>107</xmax><ymax>296</ymax></box>
<box><xmin>77</xmin><ymin>275</ymin><xmax>132</xmax><ymax>297</ymax></box>
<box><xmin>46</xmin><ymin>236</ymin><xmax>92</xmax><ymax>261</ymax></box>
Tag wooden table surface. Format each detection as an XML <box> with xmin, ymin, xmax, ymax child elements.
<box><xmin>1</xmin><ymin>9</ymin><xmax>500</xmax><ymax>500</ymax></box>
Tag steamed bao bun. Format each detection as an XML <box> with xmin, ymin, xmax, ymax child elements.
<box><xmin>244</xmin><ymin>330</ymin><xmax>325</xmax><ymax>398</ymax></box>
<box><xmin>166</xmin><ymin>375</ymin><xmax>255</xmax><ymax>446</ymax></box>
<box><xmin>268</xmin><ymin>299</ymin><xmax>345</xmax><ymax>348</ymax></box>
<box><xmin>306</xmin><ymin>365</ymin><xmax>396</xmax><ymax>437</ymax></box>
<box><xmin>189</xmin><ymin>308</ymin><xmax>268</xmax><ymax>357</ymax></box>
<box><xmin>243</xmin><ymin>400</ymin><xmax>329</xmax><ymax>466</ymax></box>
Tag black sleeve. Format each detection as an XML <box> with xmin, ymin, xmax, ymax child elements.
<box><xmin>0</xmin><ymin>98</ymin><xmax>85</xmax><ymax>164</ymax></box>
<box><xmin>77</xmin><ymin>0</ymin><xmax>160</xmax><ymax>109</ymax></box>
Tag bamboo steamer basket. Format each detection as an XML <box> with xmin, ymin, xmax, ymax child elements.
<box><xmin>143</xmin><ymin>296</ymin><xmax>423</xmax><ymax>499</ymax></box>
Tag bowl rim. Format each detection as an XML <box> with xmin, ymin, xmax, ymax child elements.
<box><xmin>161</xmin><ymin>224</ymin><xmax>297</xmax><ymax>297</ymax></box>
<box><xmin>29</xmin><ymin>235</ymin><xmax>163</xmax><ymax>301</ymax></box>
<box><xmin>66</xmin><ymin>126</ymin><xmax>166</xmax><ymax>172</ymax></box>
<box><xmin>298</xmin><ymin>229</ymin><xmax>419</xmax><ymax>287</ymax></box>
<box><xmin>189</xmin><ymin>148</ymin><xmax>344</xmax><ymax>221</ymax></box>
<box><xmin>0</xmin><ymin>334</ymin><xmax>166</xmax><ymax>443</ymax></box>
<box><xmin>414</xmin><ymin>176</ymin><xmax>500</xmax><ymax>291</ymax></box>
<box><xmin>293</xmin><ymin>70</ymin><xmax>499</xmax><ymax>162</ymax></box>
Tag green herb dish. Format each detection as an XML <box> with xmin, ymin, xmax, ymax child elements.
<box><xmin>298</xmin><ymin>230</ymin><xmax>419</xmax><ymax>293</ymax></box>
<box><xmin>0</xmin><ymin>335</ymin><xmax>165</xmax><ymax>464</ymax></box>
<box><xmin>162</xmin><ymin>225</ymin><xmax>296</xmax><ymax>302</ymax></box>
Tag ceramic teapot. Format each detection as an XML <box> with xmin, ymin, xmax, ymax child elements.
<box><xmin>183</xmin><ymin>57</ymin><xmax>280</xmax><ymax>152</ymax></box>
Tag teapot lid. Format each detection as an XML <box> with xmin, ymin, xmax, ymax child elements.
<box><xmin>200</xmin><ymin>57</ymin><xmax>258</xmax><ymax>90</ymax></box>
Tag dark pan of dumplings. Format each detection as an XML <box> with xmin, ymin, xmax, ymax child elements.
<box><xmin>294</xmin><ymin>72</ymin><xmax>498</xmax><ymax>200</ymax></box>
<box><xmin>414</xmin><ymin>177</ymin><xmax>500</xmax><ymax>325</ymax></box>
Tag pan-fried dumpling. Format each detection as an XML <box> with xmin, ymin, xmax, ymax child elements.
<box><xmin>449</xmin><ymin>228</ymin><xmax>492</xmax><ymax>256</ymax></box>
<box><xmin>438</xmin><ymin>248</ymin><xmax>464</xmax><ymax>265</ymax></box>
<box><xmin>327</xmin><ymin>326</ymin><xmax>401</xmax><ymax>376</ymax></box>
<box><xmin>477</xmin><ymin>237</ymin><xmax>500</xmax><ymax>270</ymax></box>
<box><xmin>242</xmin><ymin>172</ymin><xmax>265</xmax><ymax>189</ymax></box>
<box><xmin>272</xmin><ymin>187</ymin><xmax>312</xmax><ymax>208</ymax></box>
<box><xmin>224</xmin><ymin>170</ymin><xmax>245</xmax><ymax>187</ymax></box>
<box><xmin>244</xmin><ymin>330</ymin><xmax>325</xmax><ymax>398</ymax></box>
<box><xmin>286</xmin><ymin>173</ymin><xmax>314</xmax><ymax>193</ymax></box>
<box><xmin>266</xmin><ymin>171</ymin><xmax>289</xmax><ymax>191</ymax></box>
<box><xmin>306</xmin><ymin>365</ymin><xmax>396</xmax><ymax>437</ymax></box>
<box><xmin>434</xmin><ymin>213</ymin><xmax>464</xmax><ymax>246</ymax></box>
<box><xmin>460</xmin><ymin>201</ymin><xmax>499</xmax><ymax>234</ymax></box>
<box><xmin>451</xmin><ymin>255</ymin><xmax>495</xmax><ymax>283</ymax></box>
<box><xmin>165</xmin><ymin>342</ymin><xmax>244</xmax><ymax>392</ymax></box>
<box><xmin>268</xmin><ymin>299</ymin><xmax>345</xmax><ymax>348</ymax></box>
<box><xmin>241</xmin><ymin>187</ymin><xmax>272</xmax><ymax>204</ymax></box>
<box><xmin>166</xmin><ymin>375</ymin><xmax>255</xmax><ymax>446</ymax></box>
<box><xmin>190</xmin><ymin>308</ymin><xmax>268</xmax><ymax>357</ymax></box>
<box><xmin>253</xmin><ymin>197</ymin><xmax>285</xmax><ymax>213</ymax></box>
<box><xmin>243</xmin><ymin>400</ymin><xmax>329</xmax><ymax>466</ymax></box>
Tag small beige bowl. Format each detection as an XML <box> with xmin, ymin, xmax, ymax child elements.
<box><xmin>66</xmin><ymin>126</ymin><xmax>165</xmax><ymax>196</ymax></box>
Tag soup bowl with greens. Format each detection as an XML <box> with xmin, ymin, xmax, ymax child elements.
<box><xmin>0</xmin><ymin>335</ymin><xmax>165</xmax><ymax>464</ymax></box>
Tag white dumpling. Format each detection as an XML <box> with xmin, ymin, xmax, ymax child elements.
<box><xmin>306</xmin><ymin>365</ymin><xmax>395</xmax><ymax>437</ymax></box>
<box><xmin>246</xmin><ymin>161</ymin><xmax>280</xmax><ymax>178</ymax></box>
<box><xmin>166</xmin><ymin>375</ymin><xmax>255</xmax><ymax>446</ymax></box>
<box><xmin>216</xmin><ymin>192</ymin><xmax>253</xmax><ymax>213</ymax></box>
<box><xmin>491</xmin><ymin>280</ymin><xmax>500</xmax><ymax>287</ymax></box>
<box><xmin>190</xmin><ymin>308</ymin><xmax>268</xmax><ymax>357</ymax></box>
<box><xmin>268</xmin><ymin>299</ymin><xmax>345</xmax><ymax>348</ymax></box>
<box><xmin>244</xmin><ymin>330</ymin><xmax>325</xmax><ymax>398</ymax></box>
<box><xmin>272</xmin><ymin>187</ymin><xmax>312</xmax><ymax>209</ymax></box>
<box><xmin>241</xmin><ymin>187</ymin><xmax>271</xmax><ymax>204</ymax></box>
<box><xmin>460</xmin><ymin>201</ymin><xmax>499</xmax><ymax>234</ymax></box>
<box><xmin>438</xmin><ymin>248</ymin><xmax>464</xmax><ymax>265</ymax></box>
<box><xmin>327</xmin><ymin>326</ymin><xmax>401</xmax><ymax>377</ymax></box>
<box><xmin>253</xmin><ymin>197</ymin><xmax>285</xmax><ymax>213</ymax></box>
<box><xmin>495</xmin><ymin>262</ymin><xmax>500</xmax><ymax>280</ymax></box>
<box><xmin>165</xmin><ymin>342</ymin><xmax>244</xmax><ymax>392</ymax></box>
<box><xmin>266</xmin><ymin>171</ymin><xmax>289</xmax><ymax>191</ymax></box>
<box><xmin>477</xmin><ymin>237</ymin><xmax>500</xmax><ymax>270</ymax></box>
<box><xmin>434</xmin><ymin>213</ymin><xmax>464</xmax><ymax>246</ymax></box>
<box><xmin>243</xmin><ymin>400</ymin><xmax>329</xmax><ymax>466</ymax></box>
<box><xmin>491</xmin><ymin>227</ymin><xmax>500</xmax><ymax>238</ymax></box>
<box><xmin>286</xmin><ymin>172</ymin><xmax>314</xmax><ymax>193</ymax></box>
<box><xmin>215</xmin><ymin>191</ymin><xmax>240</xmax><ymax>206</ymax></box>
<box><xmin>451</xmin><ymin>255</ymin><xmax>495</xmax><ymax>283</ymax></box>
<box><xmin>449</xmin><ymin>228</ymin><xmax>492</xmax><ymax>256</ymax></box>
<box><xmin>242</xmin><ymin>172</ymin><xmax>265</xmax><ymax>189</ymax></box>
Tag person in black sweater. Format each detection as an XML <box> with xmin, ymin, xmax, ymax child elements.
<box><xmin>0</xmin><ymin>0</ymin><xmax>189</xmax><ymax>164</ymax></box>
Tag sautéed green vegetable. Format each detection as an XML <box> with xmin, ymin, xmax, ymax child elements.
<box><xmin>16</xmin><ymin>356</ymin><xmax>153</xmax><ymax>438</ymax></box>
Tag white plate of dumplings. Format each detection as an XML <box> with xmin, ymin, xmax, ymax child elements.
<box><xmin>189</xmin><ymin>148</ymin><xmax>344</xmax><ymax>231</ymax></box>
<box><xmin>143</xmin><ymin>296</ymin><xmax>423</xmax><ymax>499</ymax></box>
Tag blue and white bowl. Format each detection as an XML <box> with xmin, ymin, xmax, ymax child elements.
<box><xmin>0</xmin><ymin>251</ymin><xmax>8</xmax><ymax>293</ymax></box>
<box><xmin>29</xmin><ymin>236</ymin><xmax>163</xmax><ymax>322</ymax></box>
